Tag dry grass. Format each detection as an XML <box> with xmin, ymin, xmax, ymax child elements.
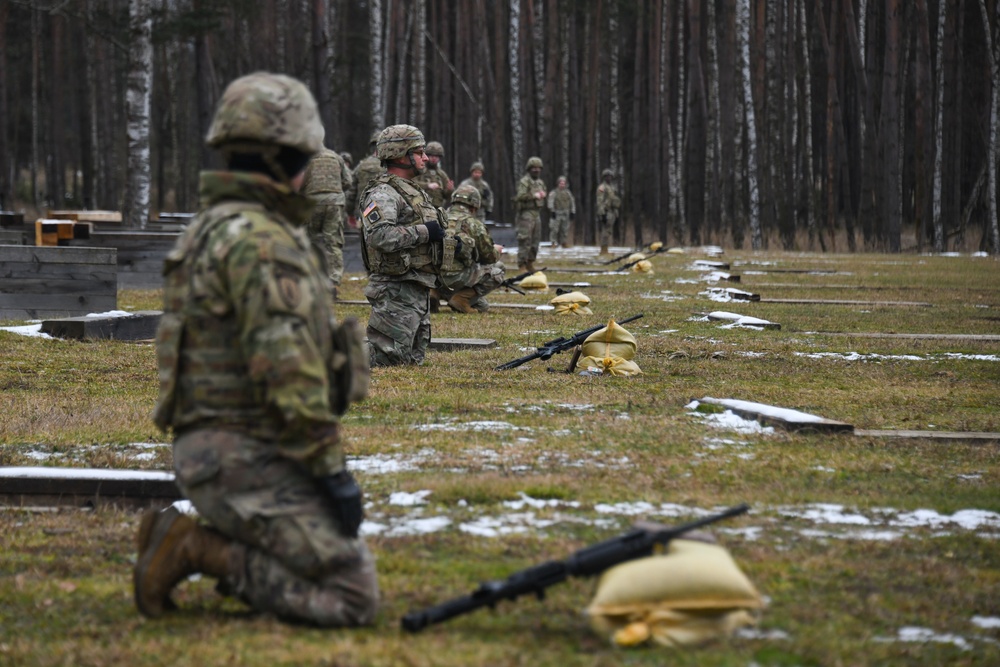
<box><xmin>1</xmin><ymin>249</ymin><xmax>999</xmax><ymax>666</ymax></box>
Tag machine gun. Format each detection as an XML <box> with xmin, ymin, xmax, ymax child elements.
<box><xmin>494</xmin><ymin>313</ymin><xmax>643</xmax><ymax>371</ymax></box>
<box><xmin>400</xmin><ymin>503</ymin><xmax>750</xmax><ymax>633</ymax></box>
<box><xmin>499</xmin><ymin>267</ymin><xmax>548</xmax><ymax>295</ymax></box>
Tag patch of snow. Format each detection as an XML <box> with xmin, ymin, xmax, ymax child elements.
<box><xmin>972</xmin><ymin>616</ymin><xmax>1000</xmax><ymax>629</ymax></box>
<box><xmin>388</xmin><ymin>490</ymin><xmax>432</xmax><ymax>506</ymax></box>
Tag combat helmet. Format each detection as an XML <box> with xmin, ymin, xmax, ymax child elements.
<box><xmin>376</xmin><ymin>124</ymin><xmax>426</xmax><ymax>162</ymax></box>
<box><xmin>525</xmin><ymin>156</ymin><xmax>543</xmax><ymax>170</ymax></box>
<box><xmin>602</xmin><ymin>168</ymin><xmax>614</xmax><ymax>178</ymax></box>
<box><xmin>425</xmin><ymin>141</ymin><xmax>445</xmax><ymax>157</ymax></box>
<box><xmin>470</xmin><ymin>161</ymin><xmax>485</xmax><ymax>174</ymax></box>
<box><xmin>368</xmin><ymin>129</ymin><xmax>381</xmax><ymax>150</ymax></box>
<box><xmin>206</xmin><ymin>72</ymin><xmax>323</xmax><ymax>156</ymax></box>
<box><xmin>451</xmin><ymin>184</ymin><xmax>482</xmax><ymax>209</ymax></box>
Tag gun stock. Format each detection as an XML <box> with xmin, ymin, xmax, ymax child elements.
<box><xmin>494</xmin><ymin>313</ymin><xmax>643</xmax><ymax>371</ymax></box>
<box><xmin>401</xmin><ymin>503</ymin><xmax>750</xmax><ymax>632</ymax></box>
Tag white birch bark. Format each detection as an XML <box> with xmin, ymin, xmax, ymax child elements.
<box><xmin>532</xmin><ymin>0</ymin><xmax>545</xmax><ymax>143</ymax></box>
<box><xmin>979</xmin><ymin>0</ymin><xmax>1000</xmax><ymax>253</ymax></box>
<box><xmin>932</xmin><ymin>1</ymin><xmax>946</xmax><ymax>251</ymax></box>
<box><xmin>409</xmin><ymin>0</ymin><xmax>426</xmax><ymax>125</ymax></box>
<box><xmin>737</xmin><ymin>0</ymin><xmax>761</xmax><ymax>248</ymax></box>
<box><xmin>370</xmin><ymin>0</ymin><xmax>384</xmax><ymax>128</ymax></box>
<box><xmin>707</xmin><ymin>0</ymin><xmax>722</xmax><ymax>235</ymax></box>
<box><xmin>859</xmin><ymin>0</ymin><xmax>868</xmax><ymax>67</ymax></box>
<box><xmin>124</xmin><ymin>0</ymin><xmax>153</xmax><ymax>229</ymax></box>
<box><xmin>799</xmin><ymin>0</ymin><xmax>816</xmax><ymax>241</ymax></box>
<box><xmin>509</xmin><ymin>0</ymin><xmax>524</xmax><ymax>179</ymax></box>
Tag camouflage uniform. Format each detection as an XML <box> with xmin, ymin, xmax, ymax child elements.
<box><xmin>142</xmin><ymin>73</ymin><xmax>377</xmax><ymax>628</ymax></box>
<box><xmin>546</xmin><ymin>178</ymin><xmax>576</xmax><ymax>247</ymax></box>
<box><xmin>349</xmin><ymin>131</ymin><xmax>384</xmax><ymax>216</ymax></box>
<box><xmin>360</xmin><ymin>126</ymin><xmax>445</xmax><ymax>366</ymax></box>
<box><xmin>596</xmin><ymin>170</ymin><xmax>622</xmax><ymax>249</ymax></box>
<box><xmin>412</xmin><ymin>142</ymin><xmax>454</xmax><ymax>209</ymax></box>
<box><xmin>440</xmin><ymin>186</ymin><xmax>505</xmax><ymax>312</ymax></box>
<box><xmin>513</xmin><ymin>157</ymin><xmax>547</xmax><ymax>270</ymax></box>
<box><xmin>302</xmin><ymin>148</ymin><xmax>354</xmax><ymax>287</ymax></box>
<box><xmin>457</xmin><ymin>162</ymin><xmax>494</xmax><ymax>223</ymax></box>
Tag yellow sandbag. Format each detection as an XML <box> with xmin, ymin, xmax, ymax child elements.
<box><xmin>625</xmin><ymin>252</ymin><xmax>646</xmax><ymax>264</ymax></box>
<box><xmin>648</xmin><ymin>241</ymin><xmax>664</xmax><ymax>252</ymax></box>
<box><xmin>578</xmin><ymin>319</ymin><xmax>641</xmax><ymax>376</ymax></box>
<box><xmin>586</xmin><ymin>539</ymin><xmax>763</xmax><ymax>648</ymax></box>
<box><xmin>667</xmin><ymin>247</ymin><xmax>685</xmax><ymax>254</ymax></box>
<box><xmin>518</xmin><ymin>271</ymin><xmax>548</xmax><ymax>290</ymax></box>
<box><xmin>550</xmin><ymin>290</ymin><xmax>593</xmax><ymax>315</ymax></box>
<box><xmin>631</xmin><ymin>260</ymin><xmax>653</xmax><ymax>273</ymax></box>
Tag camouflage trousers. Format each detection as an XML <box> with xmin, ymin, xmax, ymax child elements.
<box><xmin>597</xmin><ymin>212</ymin><xmax>618</xmax><ymax>248</ymax></box>
<box><xmin>308</xmin><ymin>195</ymin><xmax>346</xmax><ymax>286</ymax></box>
<box><xmin>549</xmin><ymin>211</ymin><xmax>572</xmax><ymax>246</ymax></box>
<box><xmin>515</xmin><ymin>210</ymin><xmax>541</xmax><ymax>267</ymax></box>
<box><xmin>172</xmin><ymin>428</ymin><xmax>379</xmax><ymax>627</ymax></box>
<box><xmin>440</xmin><ymin>262</ymin><xmax>506</xmax><ymax>312</ymax></box>
<box><xmin>364</xmin><ymin>278</ymin><xmax>431</xmax><ymax>367</ymax></box>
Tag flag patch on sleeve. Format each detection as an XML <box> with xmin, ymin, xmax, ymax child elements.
<box><xmin>363</xmin><ymin>202</ymin><xmax>382</xmax><ymax>223</ymax></box>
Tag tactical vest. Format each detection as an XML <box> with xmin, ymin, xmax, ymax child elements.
<box><xmin>440</xmin><ymin>207</ymin><xmax>476</xmax><ymax>274</ymax></box>
<box><xmin>360</xmin><ymin>173</ymin><xmax>444</xmax><ymax>276</ymax></box>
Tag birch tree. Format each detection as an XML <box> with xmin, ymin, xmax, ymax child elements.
<box><xmin>409</xmin><ymin>0</ymin><xmax>427</xmax><ymax>127</ymax></box>
<box><xmin>932</xmin><ymin>0</ymin><xmax>947</xmax><ymax>251</ymax></box>
<box><xmin>979</xmin><ymin>0</ymin><xmax>1000</xmax><ymax>253</ymax></box>
<box><xmin>509</xmin><ymin>0</ymin><xmax>524</xmax><ymax>181</ymax></box>
<box><xmin>737</xmin><ymin>0</ymin><xmax>761</xmax><ymax>249</ymax></box>
<box><xmin>124</xmin><ymin>0</ymin><xmax>153</xmax><ymax>229</ymax></box>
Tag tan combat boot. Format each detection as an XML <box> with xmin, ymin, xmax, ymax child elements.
<box><xmin>134</xmin><ymin>507</ymin><xmax>235</xmax><ymax>618</ymax></box>
<box><xmin>447</xmin><ymin>288</ymin><xmax>478</xmax><ymax>314</ymax></box>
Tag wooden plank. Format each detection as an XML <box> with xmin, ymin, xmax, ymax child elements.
<box><xmin>761</xmin><ymin>298</ymin><xmax>933</xmax><ymax>307</ymax></box>
<box><xmin>0</xmin><ymin>467</ymin><xmax>180</xmax><ymax>510</ymax></box>
<box><xmin>0</xmin><ymin>245</ymin><xmax>117</xmax><ymax>265</ymax></box>
<box><xmin>41</xmin><ymin>311</ymin><xmax>162</xmax><ymax>341</ymax></box>
<box><xmin>428</xmin><ymin>337</ymin><xmax>498</xmax><ymax>351</ymax></box>
<box><xmin>697</xmin><ymin>397</ymin><xmax>854</xmax><ymax>433</ymax></box>
<box><xmin>693</xmin><ymin>260</ymin><xmax>731</xmax><ymax>270</ymax></box>
<box><xmin>854</xmin><ymin>429</ymin><xmax>1000</xmax><ymax>443</ymax></box>
<box><xmin>47</xmin><ymin>210</ymin><xmax>123</xmax><ymax>223</ymax></box>
<box><xmin>809</xmin><ymin>331</ymin><xmax>1000</xmax><ymax>342</ymax></box>
<box><xmin>740</xmin><ymin>268</ymin><xmax>838</xmax><ymax>274</ymax></box>
<box><xmin>0</xmin><ymin>277</ymin><xmax>117</xmax><ymax>295</ymax></box>
<box><xmin>0</xmin><ymin>211</ymin><xmax>25</xmax><ymax>226</ymax></box>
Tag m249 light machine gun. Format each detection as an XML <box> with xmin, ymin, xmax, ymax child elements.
<box><xmin>494</xmin><ymin>313</ymin><xmax>643</xmax><ymax>371</ymax></box>
<box><xmin>400</xmin><ymin>503</ymin><xmax>751</xmax><ymax>633</ymax></box>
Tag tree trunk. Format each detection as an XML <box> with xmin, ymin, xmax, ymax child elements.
<box><xmin>684</xmin><ymin>0</ymin><xmax>707</xmax><ymax>246</ymax></box>
<box><xmin>932</xmin><ymin>0</ymin><xmax>947</xmax><ymax>251</ymax></box>
<box><xmin>124</xmin><ymin>0</ymin><xmax>153</xmax><ymax>229</ymax></box>
<box><xmin>979</xmin><ymin>0</ymin><xmax>1000</xmax><ymax>253</ymax></box>
<box><xmin>0</xmin><ymin>2</ymin><xmax>8</xmax><ymax>209</ymax></box>
<box><xmin>882</xmin><ymin>0</ymin><xmax>902</xmax><ymax>251</ymax></box>
<box><xmin>509</xmin><ymin>0</ymin><xmax>524</xmax><ymax>182</ymax></box>
<box><xmin>738</xmin><ymin>0</ymin><xmax>761</xmax><ymax>248</ymax></box>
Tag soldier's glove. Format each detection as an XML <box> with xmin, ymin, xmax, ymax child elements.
<box><xmin>321</xmin><ymin>470</ymin><xmax>364</xmax><ymax>539</ymax></box>
<box><xmin>423</xmin><ymin>220</ymin><xmax>445</xmax><ymax>242</ymax></box>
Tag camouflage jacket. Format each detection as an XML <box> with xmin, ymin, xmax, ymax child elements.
<box><xmin>153</xmin><ymin>170</ymin><xmax>366</xmax><ymax>475</ymax></box>
<box><xmin>514</xmin><ymin>174</ymin><xmax>547</xmax><ymax>213</ymax></box>
<box><xmin>547</xmin><ymin>187</ymin><xmax>576</xmax><ymax>214</ymax></box>
<box><xmin>350</xmin><ymin>155</ymin><xmax>383</xmax><ymax>214</ymax></box>
<box><xmin>596</xmin><ymin>181</ymin><xmax>621</xmax><ymax>217</ymax></box>
<box><xmin>412</xmin><ymin>165</ymin><xmax>454</xmax><ymax>208</ymax></box>
<box><xmin>302</xmin><ymin>148</ymin><xmax>353</xmax><ymax>206</ymax></box>
<box><xmin>442</xmin><ymin>203</ymin><xmax>499</xmax><ymax>274</ymax></box>
<box><xmin>457</xmin><ymin>176</ymin><xmax>494</xmax><ymax>220</ymax></box>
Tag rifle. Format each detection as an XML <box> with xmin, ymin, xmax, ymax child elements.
<box><xmin>400</xmin><ymin>503</ymin><xmax>750</xmax><ymax>633</ymax></box>
<box><xmin>494</xmin><ymin>313</ymin><xmax>643</xmax><ymax>371</ymax></box>
<box><xmin>614</xmin><ymin>246</ymin><xmax>669</xmax><ymax>272</ymax></box>
<box><xmin>499</xmin><ymin>267</ymin><xmax>548</xmax><ymax>295</ymax></box>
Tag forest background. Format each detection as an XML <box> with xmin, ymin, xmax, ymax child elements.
<box><xmin>3</xmin><ymin>0</ymin><xmax>1000</xmax><ymax>254</ymax></box>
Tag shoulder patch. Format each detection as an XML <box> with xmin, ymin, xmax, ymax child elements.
<box><xmin>363</xmin><ymin>202</ymin><xmax>383</xmax><ymax>224</ymax></box>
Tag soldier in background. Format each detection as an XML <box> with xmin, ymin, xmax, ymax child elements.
<box><xmin>136</xmin><ymin>72</ymin><xmax>377</xmax><ymax>627</ymax></box>
<box><xmin>547</xmin><ymin>175</ymin><xmax>576</xmax><ymax>248</ymax></box>
<box><xmin>513</xmin><ymin>156</ymin><xmax>547</xmax><ymax>272</ymax></box>
<box><xmin>439</xmin><ymin>184</ymin><xmax>505</xmax><ymax>313</ymax></box>
<box><xmin>596</xmin><ymin>168</ymin><xmax>621</xmax><ymax>255</ymax></box>
<box><xmin>359</xmin><ymin>124</ymin><xmax>445</xmax><ymax>366</ymax></box>
<box><xmin>340</xmin><ymin>152</ymin><xmax>353</xmax><ymax>169</ymax></box>
<box><xmin>302</xmin><ymin>142</ymin><xmax>354</xmax><ymax>295</ymax></box>
<box><xmin>457</xmin><ymin>161</ymin><xmax>494</xmax><ymax>223</ymax></box>
<box><xmin>412</xmin><ymin>141</ymin><xmax>454</xmax><ymax>209</ymax></box>
<box><xmin>350</xmin><ymin>130</ymin><xmax>383</xmax><ymax>217</ymax></box>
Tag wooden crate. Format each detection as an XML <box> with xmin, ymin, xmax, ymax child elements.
<box><xmin>0</xmin><ymin>245</ymin><xmax>117</xmax><ymax>320</ymax></box>
<box><xmin>34</xmin><ymin>219</ymin><xmax>92</xmax><ymax>246</ymax></box>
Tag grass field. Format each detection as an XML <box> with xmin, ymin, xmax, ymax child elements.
<box><xmin>1</xmin><ymin>246</ymin><xmax>998</xmax><ymax>666</ymax></box>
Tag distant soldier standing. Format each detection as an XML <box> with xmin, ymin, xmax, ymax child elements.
<box><xmin>547</xmin><ymin>176</ymin><xmax>576</xmax><ymax>248</ymax></box>
<box><xmin>513</xmin><ymin>156</ymin><xmax>547</xmax><ymax>272</ymax></box>
<box><xmin>136</xmin><ymin>72</ymin><xmax>377</xmax><ymax>627</ymax></box>
<box><xmin>302</xmin><ymin>143</ymin><xmax>354</xmax><ymax>293</ymax></box>
<box><xmin>458</xmin><ymin>161</ymin><xmax>494</xmax><ymax>223</ymax></box>
<box><xmin>439</xmin><ymin>184</ymin><xmax>505</xmax><ymax>313</ymax></box>
<box><xmin>412</xmin><ymin>141</ymin><xmax>455</xmax><ymax>208</ymax></box>
<box><xmin>596</xmin><ymin>168</ymin><xmax>621</xmax><ymax>255</ymax></box>
<box><xmin>359</xmin><ymin>124</ymin><xmax>445</xmax><ymax>367</ymax></box>
<box><xmin>350</xmin><ymin>131</ymin><xmax>384</xmax><ymax>217</ymax></box>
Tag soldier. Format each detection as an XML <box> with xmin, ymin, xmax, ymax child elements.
<box><xmin>301</xmin><ymin>142</ymin><xmax>354</xmax><ymax>293</ymax></box>
<box><xmin>340</xmin><ymin>152</ymin><xmax>353</xmax><ymax>169</ymax></box>
<box><xmin>359</xmin><ymin>124</ymin><xmax>446</xmax><ymax>367</ymax></box>
<box><xmin>596</xmin><ymin>168</ymin><xmax>622</xmax><ymax>255</ymax></box>
<box><xmin>350</xmin><ymin>130</ymin><xmax>384</xmax><ymax>217</ymax></box>
<box><xmin>513</xmin><ymin>156</ymin><xmax>547</xmax><ymax>272</ymax></box>
<box><xmin>440</xmin><ymin>184</ymin><xmax>505</xmax><ymax>313</ymax></box>
<box><xmin>412</xmin><ymin>141</ymin><xmax>454</xmax><ymax>209</ymax></box>
<box><xmin>547</xmin><ymin>176</ymin><xmax>576</xmax><ymax>248</ymax></box>
<box><xmin>136</xmin><ymin>72</ymin><xmax>377</xmax><ymax>627</ymax></box>
<box><xmin>457</xmin><ymin>161</ymin><xmax>494</xmax><ymax>223</ymax></box>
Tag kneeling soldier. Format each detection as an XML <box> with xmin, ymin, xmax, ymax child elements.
<box><xmin>440</xmin><ymin>184</ymin><xmax>506</xmax><ymax>313</ymax></box>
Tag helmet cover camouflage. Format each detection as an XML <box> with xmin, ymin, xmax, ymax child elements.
<box><xmin>206</xmin><ymin>72</ymin><xmax>323</xmax><ymax>155</ymax></box>
<box><xmin>376</xmin><ymin>124</ymin><xmax>426</xmax><ymax>161</ymax></box>
<box><xmin>368</xmin><ymin>130</ymin><xmax>381</xmax><ymax>148</ymax></box>
<box><xmin>525</xmin><ymin>156</ymin><xmax>543</xmax><ymax>170</ymax></box>
<box><xmin>451</xmin><ymin>183</ymin><xmax>482</xmax><ymax>209</ymax></box>
<box><xmin>425</xmin><ymin>141</ymin><xmax>445</xmax><ymax>157</ymax></box>
<box><xmin>602</xmin><ymin>168</ymin><xmax>614</xmax><ymax>178</ymax></box>
<box><xmin>470</xmin><ymin>161</ymin><xmax>485</xmax><ymax>174</ymax></box>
